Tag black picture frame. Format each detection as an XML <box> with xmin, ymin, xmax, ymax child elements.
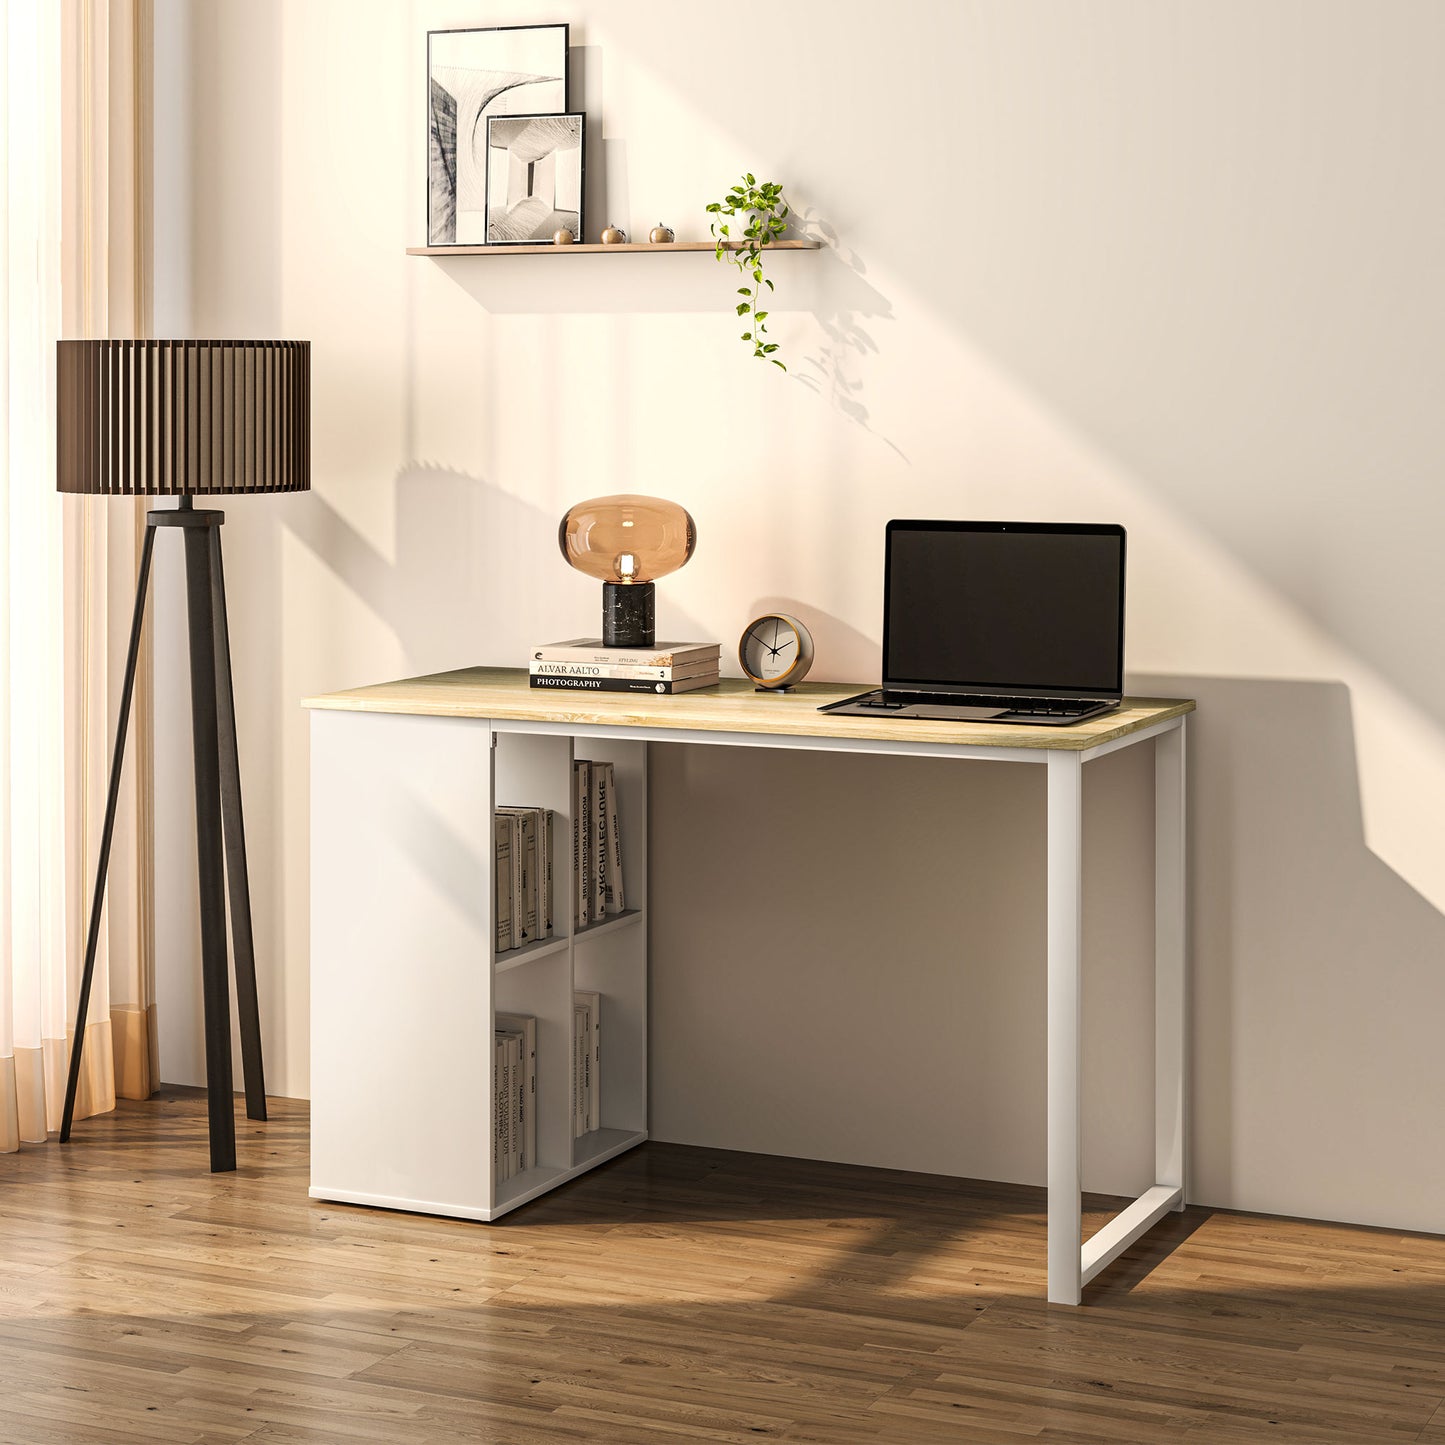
<box><xmin>426</xmin><ymin>23</ymin><xmax>570</xmax><ymax>247</ymax></box>
<box><xmin>484</xmin><ymin>113</ymin><xmax>586</xmax><ymax>246</ymax></box>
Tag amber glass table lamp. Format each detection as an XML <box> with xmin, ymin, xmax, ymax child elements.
<box><xmin>558</xmin><ymin>494</ymin><xmax>695</xmax><ymax>647</ymax></box>
<box><xmin>55</xmin><ymin>339</ymin><xmax>310</xmax><ymax>1172</ymax></box>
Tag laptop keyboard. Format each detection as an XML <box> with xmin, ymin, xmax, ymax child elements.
<box><xmin>1001</xmin><ymin>705</ymin><xmax>1098</xmax><ymax>719</ymax></box>
<box><xmin>853</xmin><ymin>691</ymin><xmax>1104</xmax><ymax>719</ymax></box>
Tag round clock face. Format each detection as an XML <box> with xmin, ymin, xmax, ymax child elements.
<box><xmin>739</xmin><ymin>614</ymin><xmax>813</xmax><ymax>688</ymax></box>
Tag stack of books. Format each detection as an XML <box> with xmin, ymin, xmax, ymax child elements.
<box><xmin>497</xmin><ymin>761</ymin><xmax>630</xmax><ymax>946</ymax></box>
<box><xmin>572</xmin><ymin>759</ymin><xmax>625</xmax><ymax>929</ymax></box>
<box><xmin>493</xmin><ymin>1012</ymin><xmax>536</xmax><ymax>1181</ymax></box>
<box><xmin>491</xmin><ymin>994</ymin><xmax>601</xmax><ymax>1180</ymax></box>
<box><xmin>494</xmin><ymin>807</ymin><xmax>555</xmax><ymax>953</ymax></box>
<box><xmin>530</xmin><ymin>639</ymin><xmax>721</xmax><ymax>695</ymax></box>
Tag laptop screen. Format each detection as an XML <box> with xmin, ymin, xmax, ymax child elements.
<box><xmin>883</xmin><ymin>521</ymin><xmax>1126</xmax><ymax>697</ymax></box>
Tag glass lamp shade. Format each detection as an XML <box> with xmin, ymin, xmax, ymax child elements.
<box><xmin>557</xmin><ymin>494</ymin><xmax>696</xmax><ymax>584</ymax></box>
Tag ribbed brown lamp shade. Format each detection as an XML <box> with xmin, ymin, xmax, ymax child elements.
<box><xmin>56</xmin><ymin>340</ymin><xmax>310</xmax><ymax>495</ymax></box>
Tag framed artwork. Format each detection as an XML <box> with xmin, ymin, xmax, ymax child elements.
<box><xmin>485</xmin><ymin>113</ymin><xmax>585</xmax><ymax>244</ymax></box>
<box><xmin>427</xmin><ymin>23</ymin><xmax>569</xmax><ymax>246</ymax></box>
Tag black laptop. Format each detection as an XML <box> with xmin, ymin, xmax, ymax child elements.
<box><xmin>820</xmin><ymin>519</ymin><xmax>1126</xmax><ymax>726</ymax></box>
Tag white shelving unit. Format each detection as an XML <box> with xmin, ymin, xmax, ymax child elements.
<box><xmin>309</xmin><ymin>710</ymin><xmax>647</xmax><ymax>1221</ymax></box>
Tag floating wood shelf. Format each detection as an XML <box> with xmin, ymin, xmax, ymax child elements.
<box><xmin>406</xmin><ymin>240</ymin><xmax>821</xmax><ymax>257</ymax></box>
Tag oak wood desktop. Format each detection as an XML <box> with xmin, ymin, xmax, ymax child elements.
<box><xmin>306</xmin><ymin>667</ymin><xmax>1189</xmax><ymax>751</ymax></box>
<box><xmin>305</xmin><ymin>666</ymin><xmax>1194</xmax><ymax>1305</ymax></box>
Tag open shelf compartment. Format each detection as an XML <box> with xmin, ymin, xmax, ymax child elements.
<box><xmin>488</xmin><ymin>730</ymin><xmax>648</xmax><ymax>1211</ymax></box>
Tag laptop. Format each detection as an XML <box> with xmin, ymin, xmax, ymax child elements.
<box><xmin>820</xmin><ymin>519</ymin><xmax>1126</xmax><ymax>726</ymax></box>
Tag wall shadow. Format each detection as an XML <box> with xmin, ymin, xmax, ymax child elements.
<box><xmin>593</xmin><ymin>3</ymin><xmax>1445</xmax><ymax>732</ymax></box>
<box><xmin>285</xmin><ymin>467</ymin><xmax>712</xmax><ymax>686</ymax></box>
<box><xmin>1131</xmin><ymin>671</ymin><xmax>1445</xmax><ymax>1233</ymax></box>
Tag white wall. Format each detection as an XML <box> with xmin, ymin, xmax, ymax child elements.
<box><xmin>151</xmin><ymin>0</ymin><xmax>1445</xmax><ymax>1233</ymax></box>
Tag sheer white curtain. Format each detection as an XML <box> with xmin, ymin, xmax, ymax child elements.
<box><xmin>1</xmin><ymin>0</ymin><xmax>155</xmax><ymax>1152</ymax></box>
<box><xmin>2</xmin><ymin>0</ymin><xmax>70</xmax><ymax>1150</ymax></box>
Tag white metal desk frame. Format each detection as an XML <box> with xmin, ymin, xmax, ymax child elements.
<box><xmin>486</xmin><ymin>708</ymin><xmax>1188</xmax><ymax>1308</ymax></box>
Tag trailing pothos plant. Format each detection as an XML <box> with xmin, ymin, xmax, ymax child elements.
<box><xmin>706</xmin><ymin>175</ymin><xmax>789</xmax><ymax>370</ymax></box>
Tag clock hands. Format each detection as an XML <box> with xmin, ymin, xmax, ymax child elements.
<box><xmin>742</xmin><ymin>625</ymin><xmax>774</xmax><ymax>656</ymax></box>
<box><xmin>745</xmin><ymin>622</ymin><xmax>795</xmax><ymax>662</ymax></box>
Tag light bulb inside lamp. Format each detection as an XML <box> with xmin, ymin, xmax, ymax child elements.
<box><xmin>558</xmin><ymin>494</ymin><xmax>696</xmax><ymax>648</ymax></box>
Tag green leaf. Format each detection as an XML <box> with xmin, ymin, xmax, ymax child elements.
<box><xmin>779</xmin><ymin>206</ymin><xmax>789</xmax><ymax>219</ymax></box>
<box><xmin>764</xmin><ymin>277</ymin><xmax>775</xmax><ymax>290</ymax></box>
<box><xmin>763</xmin><ymin>343</ymin><xmax>779</xmax><ymax>353</ymax></box>
<box><xmin>755</xmin><ymin>311</ymin><xmax>768</xmax><ymax>322</ymax></box>
<box><xmin>736</xmin><ymin>302</ymin><xmax>750</xmax><ymax>314</ymax></box>
<box><xmin>772</xmin><ymin>359</ymin><xmax>786</xmax><ymax>370</ymax></box>
<box><xmin>737</xmin><ymin>287</ymin><xmax>751</xmax><ymax>295</ymax></box>
<box><xmin>753</xmin><ymin>268</ymin><xmax>763</xmax><ymax>282</ymax></box>
<box><xmin>746</xmin><ymin>172</ymin><xmax>755</xmax><ymax>184</ymax></box>
<box><xmin>719</xmin><ymin>224</ymin><xmax>729</xmax><ymax>235</ymax></box>
<box><xmin>705</xmin><ymin>202</ymin><xmax>720</xmax><ymax>213</ymax></box>
<box><xmin>741</xmin><ymin>332</ymin><xmax>751</xmax><ymax>340</ymax></box>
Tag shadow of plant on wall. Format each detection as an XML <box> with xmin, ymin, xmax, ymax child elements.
<box><xmin>787</xmin><ymin>206</ymin><xmax>907</xmax><ymax>461</ymax></box>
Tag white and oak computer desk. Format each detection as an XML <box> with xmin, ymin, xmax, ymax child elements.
<box><xmin>305</xmin><ymin>667</ymin><xmax>1193</xmax><ymax>1306</ymax></box>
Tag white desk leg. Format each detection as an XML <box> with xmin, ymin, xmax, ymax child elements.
<box><xmin>1156</xmin><ymin>720</ymin><xmax>1187</xmax><ymax>1208</ymax></box>
<box><xmin>1047</xmin><ymin>750</ymin><xmax>1084</xmax><ymax>1305</ymax></box>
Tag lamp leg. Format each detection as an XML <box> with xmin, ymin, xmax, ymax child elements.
<box><xmin>209</xmin><ymin>525</ymin><xmax>266</xmax><ymax>1122</ymax></box>
<box><xmin>184</xmin><ymin>525</ymin><xmax>236</xmax><ymax>1173</ymax></box>
<box><xmin>60</xmin><ymin>525</ymin><xmax>157</xmax><ymax>1143</ymax></box>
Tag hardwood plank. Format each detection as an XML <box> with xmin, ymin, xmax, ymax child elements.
<box><xmin>2</xmin><ymin>1090</ymin><xmax>1441</xmax><ymax>1443</ymax></box>
<box><xmin>1419</xmin><ymin>1401</ymin><xmax>1445</xmax><ymax>1441</ymax></box>
<box><xmin>304</xmin><ymin>665</ymin><xmax>1194</xmax><ymax>752</ymax></box>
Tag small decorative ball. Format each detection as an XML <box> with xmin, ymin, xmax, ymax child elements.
<box><xmin>649</xmin><ymin>224</ymin><xmax>675</xmax><ymax>244</ymax></box>
<box><xmin>553</xmin><ymin>228</ymin><xmax>575</xmax><ymax>245</ymax></box>
<box><xmin>600</xmin><ymin>225</ymin><xmax>628</xmax><ymax>245</ymax></box>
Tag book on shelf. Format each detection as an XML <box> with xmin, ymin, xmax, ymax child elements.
<box><xmin>602</xmin><ymin>761</ymin><xmax>625</xmax><ymax>913</ymax></box>
<box><xmin>575</xmin><ymin>989</ymin><xmax>601</xmax><ymax>1134</ymax></box>
<box><xmin>495</xmin><ymin>1013</ymin><xmax>536</xmax><ymax>1173</ymax></box>
<box><xmin>533</xmin><ymin>638</ymin><xmax>721</xmax><ymax>668</ymax></box>
<box><xmin>530</xmin><ymin>657</ymin><xmax>719</xmax><ymax>682</ymax></box>
<box><xmin>493</xmin><ymin>1035</ymin><xmax>511</xmax><ymax>1179</ymax></box>
<box><xmin>493</xmin><ymin>815</ymin><xmax>513</xmax><ymax>953</ymax></box>
<box><xmin>591</xmin><ymin>765</ymin><xmax>607</xmax><ymax>922</ymax></box>
<box><xmin>496</xmin><ymin>807</ymin><xmax>543</xmax><ymax>943</ymax></box>
<box><xmin>505</xmin><ymin>1033</ymin><xmax>521</xmax><ymax>1178</ymax></box>
<box><xmin>573</xmin><ymin>761</ymin><xmax>591</xmax><ymax>928</ymax></box>
<box><xmin>507</xmin><ymin>1033</ymin><xmax>522</xmax><ymax>1178</ymax></box>
<box><xmin>520</xmin><ymin>810</ymin><xmax>539</xmax><ymax>943</ymax></box>
<box><xmin>572</xmin><ymin>1000</ymin><xmax>592</xmax><ymax>1138</ymax></box>
<box><xmin>494</xmin><ymin>808</ymin><xmax>554</xmax><ymax>954</ymax></box>
<box><xmin>571</xmin><ymin>1004</ymin><xmax>585</xmax><ymax>1137</ymax></box>
<box><xmin>530</xmin><ymin>673</ymin><xmax>718</xmax><ymax>695</ymax></box>
<box><xmin>507</xmin><ymin>813</ymin><xmax>524</xmax><ymax>946</ymax></box>
<box><xmin>540</xmin><ymin>809</ymin><xmax>554</xmax><ymax>937</ymax></box>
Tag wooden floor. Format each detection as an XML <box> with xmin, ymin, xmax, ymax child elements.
<box><xmin>2</xmin><ymin>1092</ymin><xmax>1444</xmax><ymax>1443</ymax></box>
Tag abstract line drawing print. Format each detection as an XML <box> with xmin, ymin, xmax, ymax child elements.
<box><xmin>427</xmin><ymin>26</ymin><xmax>568</xmax><ymax>245</ymax></box>
<box><xmin>486</xmin><ymin>114</ymin><xmax>584</xmax><ymax>244</ymax></box>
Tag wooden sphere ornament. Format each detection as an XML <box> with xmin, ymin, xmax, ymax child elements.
<box><xmin>600</xmin><ymin>225</ymin><xmax>628</xmax><ymax>245</ymax></box>
<box><xmin>553</xmin><ymin>227</ymin><xmax>576</xmax><ymax>245</ymax></box>
<box><xmin>649</xmin><ymin>223</ymin><xmax>675</xmax><ymax>244</ymax></box>
<box><xmin>739</xmin><ymin>614</ymin><xmax>815</xmax><ymax>691</ymax></box>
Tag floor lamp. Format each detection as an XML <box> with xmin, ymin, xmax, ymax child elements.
<box><xmin>55</xmin><ymin>339</ymin><xmax>311</xmax><ymax>1173</ymax></box>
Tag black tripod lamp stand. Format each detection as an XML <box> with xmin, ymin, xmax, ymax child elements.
<box><xmin>55</xmin><ymin>339</ymin><xmax>311</xmax><ymax>1172</ymax></box>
